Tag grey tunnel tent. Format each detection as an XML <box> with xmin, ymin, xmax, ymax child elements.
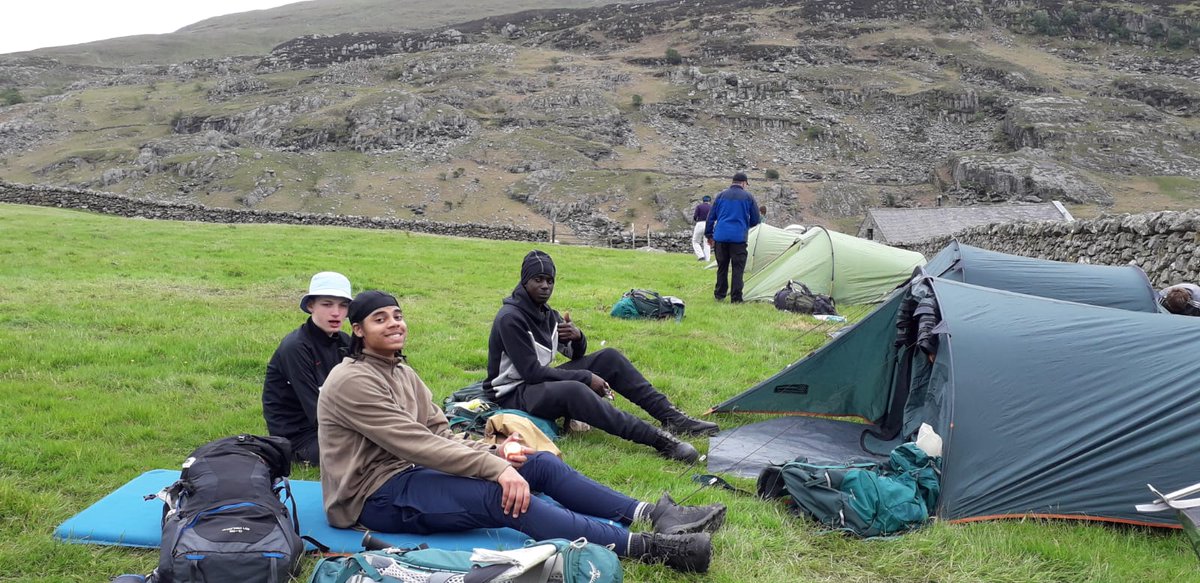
<box><xmin>712</xmin><ymin>245</ymin><xmax>1194</xmax><ymax>526</ymax></box>
<box><xmin>924</xmin><ymin>240</ymin><xmax>1160</xmax><ymax>313</ymax></box>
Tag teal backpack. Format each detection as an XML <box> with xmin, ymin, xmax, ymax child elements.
<box><xmin>308</xmin><ymin>538</ymin><xmax>622</xmax><ymax>583</ymax></box>
<box><xmin>610</xmin><ymin>289</ymin><xmax>685</xmax><ymax>322</ymax></box>
<box><xmin>761</xmin><ymin>443</ymin><xmax>941</xmax><ymax>537</ymax></box>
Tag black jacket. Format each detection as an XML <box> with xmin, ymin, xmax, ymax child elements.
<box><xmin>484</xmin><ymin>285</ymin><xmax>589</xmax><ymax>399</ymax></box>
<box><xmin>262</xmin><ymin>318</ymin><xmax>350</xmax><ymax>443</ymax></box>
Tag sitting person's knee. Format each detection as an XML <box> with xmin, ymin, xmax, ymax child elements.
<box><xmin>563</xmin><ymin>380</ymin><xmax>597</xmax><ymax>399</ymax></box>
<box><xmin>521</xmin><ymin>450</ymin><xmax>559</xmax><ymax>468</ymax></box>
<box><xmin>592</xmin><ymin>347</ymin><xmax>630</xmax><ymax>366</ymax></box>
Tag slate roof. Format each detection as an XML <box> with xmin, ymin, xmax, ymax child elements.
<box><xmin>860</xmin><ymin>202</ymin><xmax>1073</xmax><ymax>245</ymax></box>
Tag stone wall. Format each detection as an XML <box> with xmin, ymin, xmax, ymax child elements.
<box><xmin>915</xmin><ymin>210</ymin><xmax>1200</xmax><ymax>288</ymax></box>
<box><xmin>0</xmin><ymin>181</ymin><xmax>549</xmax><ymax>243</ymax></box>
<box><xmin>0</xmin><ymin>180</ymin><xmax>696</xmax><ymax>251</ymax></box>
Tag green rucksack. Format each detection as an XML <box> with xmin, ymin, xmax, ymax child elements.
<box><xmin>762</xmin><ymin>443</ymin><xmax>941</xmax><ymax>537</ymax></box>
<box><xmin>308</xmin><ymin>538</ymin><xmax>623</xmax><ymax>583</ymax></box>
<box><xmin>610</xmin><ymin>289</ymin><xmax>685</xmax><ymax>322</ymax></box>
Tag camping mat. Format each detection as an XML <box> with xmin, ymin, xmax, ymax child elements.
<box><xmin>55</xmin><ymin>469</ymin><xmax>548</xmax><ymax>552</ymax></box>
<box><xmin>707</xmin><ymin>416</ymin><xmax>886</xmax><ymax>478</ymax></box>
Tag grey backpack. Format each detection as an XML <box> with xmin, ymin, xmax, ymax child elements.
<box><xmin>150</xmin><ymin>435</ymin><xmax>304</xmax><ymax>583</ymax></box>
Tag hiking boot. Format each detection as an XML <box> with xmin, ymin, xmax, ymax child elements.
<box><xmin>649</xmin><ymin>493</ymin><xmax>727</xmax><ymax>535</ymax></box>
<box><xmin>653</xmin><ymin>430</ymin><xmax>699</xmax><ymax>463</ymax></box>
<box><xmin>632</xmin><ymin>532</ymin><xmax>712</xmax><ymax>573</ymax></box>
<box><xmin>660</xmin><ymin>406</ymin><xmax>720</xmax><ymax>437</ymax></box>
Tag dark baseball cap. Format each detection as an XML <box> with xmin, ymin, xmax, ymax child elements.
<box><xmin>732</xmin><ymin>172</ymin><xmax>749</xmax><ymax>183</ymax></box>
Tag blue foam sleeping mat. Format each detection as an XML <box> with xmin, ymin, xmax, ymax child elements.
<box><xmin>55</xmin><ymin>469</ymin><xmax>544</xmax><ymax>553</ymax></box>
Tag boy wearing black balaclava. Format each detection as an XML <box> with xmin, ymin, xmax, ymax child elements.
<box><xmin>483</xmin><ymin>250</ymin><xmax>718</xmax><ymax>463</ymax></box>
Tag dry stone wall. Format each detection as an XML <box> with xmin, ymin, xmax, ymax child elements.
<box><xmin>0</xmin><ymin>181</ymin><xmax>697</xmax><ymax>252</ymax></box>
<box><xmin>916</xmin><ymin>210</ymin><xmax>1200</xmax><ymax>288</ymax></box>
<box><xmin>0</xmin><ymin>181</ymin><xmax>548</xmax><ymax>243</ymax></box>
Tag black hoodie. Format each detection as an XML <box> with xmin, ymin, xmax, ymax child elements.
<box><xmin>484</xmin><ymin>284</ymin><xmax>590</xmax><ymax>398</ymax></box>
<box><xmin>262</xmin><ymin>318</ymin><xmax>350</xmax><ymax>442</ymax></box>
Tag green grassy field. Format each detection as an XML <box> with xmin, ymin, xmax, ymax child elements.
<box><xmin>0</xmin><ymin>203</ymin><xmax>1194</xmax><ymax>582</ymax></box>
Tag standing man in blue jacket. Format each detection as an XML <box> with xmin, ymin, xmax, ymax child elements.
<box><xmin>705</xmin><ymin>172</ymin><xmax>760</xmax><ymax>303</ymax></box>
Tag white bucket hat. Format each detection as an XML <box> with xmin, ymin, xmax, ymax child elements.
<box><xmin>300</xmin><ymin>271</ymin><xmax>353</xmax><ymax>313</ymax></box>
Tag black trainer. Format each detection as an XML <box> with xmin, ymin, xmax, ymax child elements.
<box><xmin>661</xmin><ymin>406</ymin><xmax>720</xmax><ymax>437</ymax></box>
<box><xmin>633</xmin><ymin>532</ymin><xmax>712</xmax><ymax>573</ymax></box>
<box><xmin>649</xmin><ymin>493</ymin><xmax>727</xmax><ymax>535</ymax></box>
<box><xmin>652</xmin><ymin>429</ymin><xmax>699</xmax><ymax>463</ymax></box>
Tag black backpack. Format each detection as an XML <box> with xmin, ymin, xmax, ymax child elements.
<box><xmin>772</xmin><ymin>280</ymin><xmax>837</xmax><ymax>315</ymax></box>
<box><xmin>150</xmin><ymin>435</ymin><xmax>304</xmax><ymax>583</ymax></box>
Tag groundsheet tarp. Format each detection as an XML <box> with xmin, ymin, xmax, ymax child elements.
<box><xmin>706</xmin><ymin>417</ymin><xmax>887</xmax><ymax>478</ymax></box>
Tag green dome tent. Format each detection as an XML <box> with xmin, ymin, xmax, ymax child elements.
<box><xmin>740</xmin><ymin>223</ymin><xmax>809</xmax><ymax>276</ymax></box>
<box><xmin>740</xmin><ymin>226</ymin><xmax>926</xmax><ymax>305</ymax></box>
<box><xmin>710</xmin><ymin>245</ymin><xmax>1184</xmax><ymax>527</ymax></box>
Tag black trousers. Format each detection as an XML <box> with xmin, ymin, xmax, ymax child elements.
<box><xmin>714</xmin><ymin>241</ymin><xmax>749</xmax><ymax>302</ymax></box>
<box><xmin>289</xmin><ymin>433</ymin><xmax>320</xmax><ymax>466</ymax></box>
<box><xmin>496</xmin><ymin>348</ymin><xmax>673</xmax><ymax>446</ymax></box>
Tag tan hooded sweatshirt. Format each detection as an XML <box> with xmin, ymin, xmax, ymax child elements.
<box><xmin>317</xmin><ymin>350</ymin><xmax>510</xmax><ymax>528</ymax></box>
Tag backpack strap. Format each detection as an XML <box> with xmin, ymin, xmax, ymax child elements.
<box><xmin>302</xmin><ymin>535</ymin><xmax>330</xmax><ymax>554</ymax></box>
<box><xmin>531</xmin><ymin>554</ymin><xmax>561</xmax><ymax>583</ymax></box>
<box><xmin>461</xmin><ymin>564</ymin><xmax>512</xmax><ymax>583</ymax></box>
<box><xmin>334</xmin><ymin>554</ymin><xmax>383</xmax><ymax>583</ymax></box>
<box><xmin>278</xmin><ymin>478</ymin><xmax>301</xmax><ymax>535</ymax></box>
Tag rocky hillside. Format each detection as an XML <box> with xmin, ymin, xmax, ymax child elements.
<box><xmin>1</xmin><ymin>0</ymin><xmax>1198</xmax><ymax>243</ymax></box>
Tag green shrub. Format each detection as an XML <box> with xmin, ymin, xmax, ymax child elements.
<box><xmin>631</xmin><ymin>94</ymin><xmax>643</xmax><ymax>109</ymax></box>
<box><xmin>765</xmin><ymin>169</ymin><xmax>780</xmax><ymax>180</ymax></box>
<box><xmin>1031</xmin><ymin>10</ymin><xmax>1052</xmax><ymax>34</ymax></box>
<box><xmin>1059</xmin><ymin>7</ymin><xmax>1079</xmax><ymax>29</ymax></box>
<box><xmin>665</xmin><ymin>48</ymin><xmax>683</xmax><ymax>65</ymax></box>
<box><xmin>0</xmin><ymin>88</ymin><xmax>25</xmax><ymax>106</ymax></box>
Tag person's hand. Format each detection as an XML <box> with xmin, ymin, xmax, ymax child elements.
<box><xmin>500</xmin><ymin>432</ymin><xmax>536</xmax><ymax>469</ymax></box>
<box><xmin>557</xmin><ymin>311</ymin><xmax>581</xmax><ymax>341</ymax></box>
<box><xmin>589</xmin><ymin>374</ymin><xmax>613</xmax><ymax>399</ymax></box>
<box><xmin>707</xmin><ymin>237</ymin><xmax>715</xmax><ymax>248</ymax></box>
<box><xmin>497</xmin><ymin>466</ymin><xmax>531</xmax><ymax>518</ymax></box>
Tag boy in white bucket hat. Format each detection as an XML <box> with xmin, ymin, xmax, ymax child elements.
<box><xmin>262</xmin><ymin>272</ymin><xmax>353</xmax><ymax>466</ymax></box>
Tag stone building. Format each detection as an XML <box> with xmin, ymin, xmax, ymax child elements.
<box><xmin>858</xmin><ymin>202</ymin><xmax>1073</xmax><ymax>249</ymax></box>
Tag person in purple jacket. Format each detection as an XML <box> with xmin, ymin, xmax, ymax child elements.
<box><xmin>705</xmin><ymin>172</ymin><xmax>761</xmax><ymax>303</ymax></box>
<box><xmin>691</xmin><ymin>195</ymin><xmax>712</xmax><ymax>262</ymax></box>
<box><xmin>483</xmin><ymin>250</ymin><xmax>718</xmax><ymax>462</ymax></box>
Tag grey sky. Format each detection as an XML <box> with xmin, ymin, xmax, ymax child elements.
<box><xmin>1</xmin><ymin>1</ymin><xmax>299</xmax><ymax>55</ymax></box>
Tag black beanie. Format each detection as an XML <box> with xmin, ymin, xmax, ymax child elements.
<box><xmin>348</xmin><ymin>290</ymin><xmax>400</xmax><ymax>324</ymax></box>
<box><xmin>520</xmin><ymin>250</ymin><xmax>556</xmax><ymax>285</ymax></box>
